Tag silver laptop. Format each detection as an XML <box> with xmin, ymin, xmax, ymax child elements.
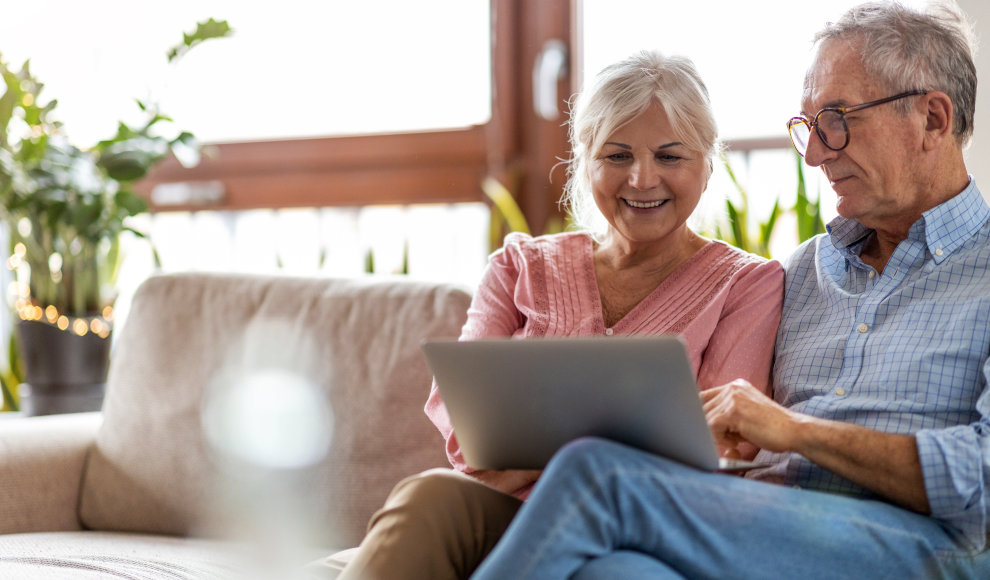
<box><xmin>422</xmin><ymin>336</ymin><xmax>764</xmax><ymax>472</ymax></box>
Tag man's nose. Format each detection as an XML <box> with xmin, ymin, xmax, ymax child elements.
<box><xmin>629</xmin><ymin>158</ymin><xmax>661</xmax><ymax>190</ymax></box>
<box><xmin>802</xmin><ymin>127</ymin><xmax>839</xmax><ymax>168</ymax></box>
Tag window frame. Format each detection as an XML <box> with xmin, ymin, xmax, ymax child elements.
<box><xmin>136</xmin><ymin>0</ymin><xmax>577</xmax><ymax>237</ymax></box>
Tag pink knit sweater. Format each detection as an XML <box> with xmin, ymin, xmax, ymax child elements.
<box><xmin>426</xmin><ymin>232</ymin><xmax>784</xmax><ymax>485</ymax></box>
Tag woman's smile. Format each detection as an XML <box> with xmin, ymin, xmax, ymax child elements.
<box><xmin>622</xmin><ymin>198</ymin><xmax>668</xmax><ymax>210</ymax></box>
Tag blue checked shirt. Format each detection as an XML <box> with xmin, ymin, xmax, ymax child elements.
<box><xmin>751</xmin><ymin>179</ymin><xmax>990</xmax><ymax>550</ymax></box>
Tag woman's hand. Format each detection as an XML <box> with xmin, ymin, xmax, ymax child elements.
<box><xmin>469</xmin><ymin>469</ymin><xmax>542</xmax><ymax>495</ymax></box>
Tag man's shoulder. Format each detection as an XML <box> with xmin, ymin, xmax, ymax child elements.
<box><xmin>781</xmin><ymin>234</ymin><xmax>829</xmax><ymax>276</ymax></box>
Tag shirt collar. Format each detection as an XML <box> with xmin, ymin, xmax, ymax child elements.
<box><xmin>825</xmin><ymin>178</ymin><xmax>989</xmax><ymax>264</ymax></box>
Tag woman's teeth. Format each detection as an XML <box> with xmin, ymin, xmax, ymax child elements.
<box><xmin>625</xmin><ymin>199</ymin><xmax>666</xmax><ymax>209</ymax></box>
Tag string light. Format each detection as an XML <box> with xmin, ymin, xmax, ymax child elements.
<box><xmin>12</xmin><ymin>300</ymin><xmax>114</xmax><ymax>338</ymax></box>
<box><xmin>72</xmin><ymin>319</ymin><xmax>88</xmax><ymax>336</ymax></box>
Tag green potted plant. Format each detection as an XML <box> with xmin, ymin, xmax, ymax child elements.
<box><xmin>0</xmin><ymin>19</ymin><xmax>231</xmax><ymax>414</ymax></box>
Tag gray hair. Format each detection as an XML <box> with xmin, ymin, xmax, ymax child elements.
<box><xmin>812</xmin><ymin>0</ymin><xmax>978</xmax><ymax>147</ymax></box>
<box><xmin>562</xmin><ymin>50</ymin><xmax>720</xmax><ymax>235</ymax></box>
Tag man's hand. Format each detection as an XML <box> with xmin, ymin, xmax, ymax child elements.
<box><xmin>701</xmin><ymin>379</ymin><xmax>807</xmax><ymax>455</ymax></box>
<box><xmin>469</xmin><ymin>469</ymin><xmax>542</xmax><ymax>495</ymax></box>
<box><xmin>702</xmin><ymin>379</ymin><xmax>930</xmax><ymax>514</ymax></box>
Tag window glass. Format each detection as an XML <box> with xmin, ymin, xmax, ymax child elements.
<box><xmin>1</xmin><ymin>0</ymin><xmax>491</xmax><ymax>146</ymax></box>
<box><xmin>582</xmin><ymin>0</ymin><xmax>926</xmax><ymax>139</ymax></box>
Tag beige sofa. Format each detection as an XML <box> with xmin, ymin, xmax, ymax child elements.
<box><xmin>0</xmin><ymin>273</ymin><xmax>471</xmax><ymax>579</ymax></box>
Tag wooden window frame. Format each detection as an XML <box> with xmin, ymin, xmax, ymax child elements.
<box><xmin>137</xmin><ymin>0</ymin><xmax>577</xmax><ymax>237</ymax></box>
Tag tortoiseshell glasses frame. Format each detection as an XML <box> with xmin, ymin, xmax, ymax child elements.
<box><xmin>786</xmin><ymin>91</ymin><xmax>927</xmax><ymax>157</ymax></box>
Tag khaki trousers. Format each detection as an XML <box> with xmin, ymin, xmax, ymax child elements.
<box><xmin>336</xmin><ymin>468</ymin><xmax>523</xmax><ymax>580</ymax></box>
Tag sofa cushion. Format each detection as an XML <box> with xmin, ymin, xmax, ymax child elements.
<box><xmin>79</xmin><ymin>274</ymin><xmax>469</xmax><ymax>547</ymax></box>
<box><xmin>0</xmin><ymin>532</ymin><xmax>257</xmax><ymax>580</ymax></box>
<box><xmin>0</xmin><ymin>412</ymin><xmax>101</xmax><ymax>535</ymax></box>
<box><xmin>0</xmin><ymin>531</ymin><xmax>332</xmax><ymax>579</ymax></box>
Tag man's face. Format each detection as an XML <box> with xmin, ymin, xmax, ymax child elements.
<box><xmin>801</xmin><ymin>42</ymin><xmax>926</xmax><ymax>229</ymax></box>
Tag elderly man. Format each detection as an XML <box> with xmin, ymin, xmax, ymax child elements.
<box><xmin>468</xmin><ymin>2</ymin><xmax>990</xmax><ymax>579</ymax></box>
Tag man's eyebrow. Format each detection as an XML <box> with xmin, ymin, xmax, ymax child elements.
<box><xmin>801</xmin><ymin>99</ymin><xmax>849</xmax><ymax>116</ymax></box>
<box><xmin>603</xmin><ymin>141</ymin><xmax>631</xmax><ymax>149</ymax></box>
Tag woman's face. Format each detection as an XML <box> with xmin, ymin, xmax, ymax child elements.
<box><xmin>589</xmin><ymin>103</ymin><xmax>708</xmax><ymax>246</ymax></box>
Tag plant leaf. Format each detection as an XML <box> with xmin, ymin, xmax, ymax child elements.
<box><xmin>167</xmin><ymin>18</ymin><xmax>233</xmax><ymax>63</ymax></box>
<box><xmin>123</xmin><ymin>226</ymin><xmax>149</xmax><ymax>238</ymax></box>
<box><xmin>115</xmin><ymin>190</ymin><xmax>148</xmax><ymax>216</ymax></box>
<box><xmin>725</xmin><ymin>198</ymin><xmax>748</xmax><ymax>253</ymax></box>
<box><xmin>481</xmin><ymin>176</ymin><xmax>530</xmax><ymax>235</ymax></box>
<box><xmin>71</xmin><ymin>199</ymin><xmax>103</xmax><ymax>233</ymax></box>
<box><xmin>759</xmin><ymin>198</ymin><xmax>781</xmax><ymax>257</ymax></box>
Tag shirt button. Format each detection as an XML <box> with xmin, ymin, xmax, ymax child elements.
<box><xmin>835</xmin><ymin>388</ymin><xmax>846</xmax><ymax>396</ymax></box>
<box><xmin>605</xmin><ymin>328</ymin><xmax>614</xmax><ymax>336</ymax></box>
<box><xmin>857</xmin><ymin>323</ymin><xmax>868</xmax><ymax>334</ymax></box>
<box><xmin>935</xmin><ymin>248</ymin><xmax>944</xmax><ymax>257</ymax></box>
<box><xmin>868</xmin><ymin>270</ymin><xmax>875</xmax><ymax>279</ymax></box>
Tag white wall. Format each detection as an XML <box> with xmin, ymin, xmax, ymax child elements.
<box><xmin>958</xmin><ymin>0</ymin><xmax>990</xmax><ymax>200</ymax></box>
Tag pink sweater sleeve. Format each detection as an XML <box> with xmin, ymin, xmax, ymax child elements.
<box><xmin>696</xmin><ymin>258</ymin><xmax>784</xmax><ymax>460</ymax></box>
<box><xmin>424</xmin><ymin>242</ymin><xmax>526</xmax><ymax>473</ymax></box>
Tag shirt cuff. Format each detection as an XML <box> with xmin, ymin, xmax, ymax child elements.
<box><xmin>916</xmin><ymin>425</ymin><xmax>986</xmax><ymax>549</ymax></box>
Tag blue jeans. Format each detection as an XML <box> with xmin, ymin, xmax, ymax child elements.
<box><xmin>470</xmin><ymin>438</ymin><xmax>990</xmax><ymax>580</ymax></box>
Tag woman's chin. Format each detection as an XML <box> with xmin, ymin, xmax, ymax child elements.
<box><xmin>608</xmin><ymin>222</ymin><xmax>683</xmax><ymax>246</ymax></box>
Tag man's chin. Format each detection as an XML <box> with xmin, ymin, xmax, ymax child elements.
<box><xmin>833</xmin><ymin>185</ymin><xmax>872</xmax><ymax>222</ymax></box>
<box><xmin>834</xmin><ymin>197</ymin><xmax>857</xmax><ymax>219</ymax></box>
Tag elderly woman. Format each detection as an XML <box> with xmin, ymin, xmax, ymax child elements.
<box><xmin>324</xmin><ymin>49</ymin><xmax>783</xmax><ymax>580</ymax></box>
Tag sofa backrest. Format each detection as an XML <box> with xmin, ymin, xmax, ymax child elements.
<box><xmin>78</xmin><ymin>274</ymin><xmax>469</xmax><ymax>548</ymax></box>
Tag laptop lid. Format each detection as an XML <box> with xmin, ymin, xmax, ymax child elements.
<box><xmin>422</xmin><ymin>336</ymin><xmax>722</xmax><ymax>471</ymax></box>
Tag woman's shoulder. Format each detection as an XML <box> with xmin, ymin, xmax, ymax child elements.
<box><xmin>702</xmin><ymin>239</ymin><xmax>783</xmax><ymax>279</ymax></box>
<box><xmin>496</xmin><ymin>230</ymin><xmax>592</xmax><ymax>260</ymax></box>
<box><xmin>501</xmin><ymin>230</ymin><xmax>591</xmax><ymax>248</ymax></box>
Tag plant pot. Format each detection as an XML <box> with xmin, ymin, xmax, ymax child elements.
<box><xmin>15</xmin><ymin>319</ymin><xmax>111</xmax><ymax>416</ymax></box>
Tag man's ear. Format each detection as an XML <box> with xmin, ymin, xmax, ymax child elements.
<box><xmin>922</xmin><ymin>91</ymin><xmax>954</xmax><ymax>151</ymax></box>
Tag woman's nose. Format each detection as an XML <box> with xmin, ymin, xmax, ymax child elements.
<box><xmin>629</xmin><ymin>158</ymin><xmax>660</xmax><ymax>190</ymax></box>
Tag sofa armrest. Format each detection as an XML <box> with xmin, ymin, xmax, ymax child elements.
<box><xmin>0</xmin><ymin>412</ymin><xmax>102</xmax><ymax>534</ymax></box>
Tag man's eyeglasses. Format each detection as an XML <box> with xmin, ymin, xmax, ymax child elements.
<box><xmin>786</xmin><ymin>91</ymin><xmax>926</xmax><ymax>156</ymax></box>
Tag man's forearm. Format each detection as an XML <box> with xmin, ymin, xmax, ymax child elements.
<box><xmin>704</xmin><ymin>381</ymin><xmax>932</xmax><ymax>513</ymax></box>
<box><xmin>790</xmin><ymin>416</ymin><xmax>930</xmax><ymax>514</ymax></box>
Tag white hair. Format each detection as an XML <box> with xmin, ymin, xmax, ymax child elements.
<box><xmin>562</xmin><ymin>50</ymin><xmax>721</xmax><ymax>236</ymax></box>
<box><xmin>811</xmin><ymin>0</ymin><xmax>978</xmax><ymax>147</ymax></box>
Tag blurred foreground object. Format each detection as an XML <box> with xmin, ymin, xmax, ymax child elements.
<box><xmin>202</xmin><ymin>320</ymin><xmax>334</xmax><ymax>578</ymax></box>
